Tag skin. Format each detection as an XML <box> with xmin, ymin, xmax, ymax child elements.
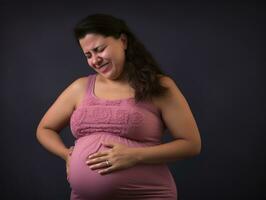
<box><xmin>81</xmin><ymin>33</ymin><xmax>128</xmax><ymax>84</ymax></box>
<box><xmin>36</xmin><ymin>33</ymin><xmax>201</xmax><ymax>177</ymax></box>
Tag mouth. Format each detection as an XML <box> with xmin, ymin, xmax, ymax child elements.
<box><xmin>99</xmin><ymin>62</ymin><xmax>109</xmax><ymax>68</ymax></box>
<box><xmin>98</xmin><ymin>62</ymin><xmax>111</xmax><ymax>73</ymax></box>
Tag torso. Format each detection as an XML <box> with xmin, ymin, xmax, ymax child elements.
<box><xmin>68</xmin><ymin>73</ymin><xmax>177</xmax><ymax>199</ymax></box>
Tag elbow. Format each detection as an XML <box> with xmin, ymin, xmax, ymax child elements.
<box><xmin>36</xmin><ymin>123</ymin><xmax>46</xmax><ymax>142</ymax></box>
<box><xmin>192</xmin><ymin>139</ymin><xmax>202</xmax><ymax>156</ymax></box>
<box><xmin>191</xmin><ymin>131</ymin><xmax>202</xmax><ymax>156</ymax></box>
<box><xmin>194</xmin><ymin>143</ymin><xmax>201</xmax><ymax>156</ymax></box>
<box><xmin>186</xmin><ymin>139</ymin><xmax>201</xmax><ymax>157</ymax></box>
<box><xmin>36</xmin><ymin>125</ymin><xmax>42</xmax><ymax>142</ymax></box>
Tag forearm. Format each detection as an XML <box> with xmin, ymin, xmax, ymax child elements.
<box><xmin>36</xmin><ymin>127</ymin><xmax>69</xmax><ymax>161</ymax></box>
<box><xmin>135</xmin><ymin>139</ymin><xmax>201</xmax><ymax>165</ymax></box>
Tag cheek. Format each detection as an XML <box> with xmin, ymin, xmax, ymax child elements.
<box><xmin>111</xmin><ymin>49</ymin><xmax>124</xmax><ymax>61</ymax></box>
<box><xmin>102</xmin><ymin>48</ymin><xmax>125</xmax><ymax>65</ymax></box>
<box><xmin>101</xmin><ymin>51</ymin><xmax>110</xmax><ymax>59</ymax></box>
<box><xmin>116</xmin><ymin>50</ymin><xmax>125</xmax><ymax>64</ymax></box>
<box><xmin>86</xmin><ymin>59</ymin><xmax>93</xmax><ymax>68</ymax></box>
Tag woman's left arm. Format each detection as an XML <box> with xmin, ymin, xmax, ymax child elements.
<box><xmin>135</xmin><ymin>76</ymin><xmax>202</xmax><ymax>164</ymax></box>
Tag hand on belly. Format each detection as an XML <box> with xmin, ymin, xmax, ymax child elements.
<box><xmin>86</xmin><ymin>141</ymin><xmax>140</xmax><ymax>175</ymax></box>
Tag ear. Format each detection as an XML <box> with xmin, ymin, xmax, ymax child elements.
<box><xmin>120</xmin><ymin>33</ymin><xmax>127</xmax><ymax>50</ymax></box>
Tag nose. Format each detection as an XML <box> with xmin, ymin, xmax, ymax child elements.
<box><xmin>91</xmin><ymin>55</ymin><xmax>103</xmax><ymax>68</ymax></box>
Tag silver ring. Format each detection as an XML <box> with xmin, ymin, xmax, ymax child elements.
<box><xmin>105</xmin><ymin>160</ymin><xmax>110</xmax><ymax>166</ymax></box>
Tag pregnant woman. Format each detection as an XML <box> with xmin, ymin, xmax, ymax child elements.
<box><xmin>36</xmin><ymin>14</ymin><xmax>202</xmax><ymax>200</ymax></box>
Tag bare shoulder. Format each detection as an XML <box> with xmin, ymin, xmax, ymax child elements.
<box><xmin>62</xmin><ymin>76</ymin><xmax>88</xmax><ymax>100</ymax></box>
<box><xmin>70</xmin><ymin>76</ymin><xmax>88</xmax><ymax>90</ymax></box>
<box><xmin>54</xmin><ymin>76</ymin><xmax>89</xmax><ymax>110</ymax></box>
<box><xmin>153</xmin><ymin>75</ymin><xmax>184</xmax><ymax>109</ymax></box>
<box><xmin>157</xmin><ymin>75</ymin><xmax>182</xmax><ymax>99</ymax></box>
<box><xmin>158</xmin><ymin>75</ymin><xmax>178</xmax><ymax>89</ymax></box>
<box><xmin>69</xmin><ymin>76</ymin><xmax>89</xmax><ymax>108</ymax></box>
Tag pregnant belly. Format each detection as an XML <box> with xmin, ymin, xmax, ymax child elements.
<box><xmin>67</xmin><ymin>133</ymin><xmax>176</xmax><ymax>200</ymax></box>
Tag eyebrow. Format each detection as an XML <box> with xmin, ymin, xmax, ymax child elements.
<box><xmin>84</xmin><ymin>44</ymin><xmax>105</xmax><ymax>55</ymax></box>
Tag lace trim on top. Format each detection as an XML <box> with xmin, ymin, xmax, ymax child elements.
<box><xmin>77</xmin><ymin>74</ymin><xmax>161</xmax><ymax>116</ymax></box>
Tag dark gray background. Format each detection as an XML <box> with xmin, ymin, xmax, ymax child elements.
<box><xmin>1</xmin><ymin>1</ymin><xmax>265</xmax><ymax>200</ymax></box>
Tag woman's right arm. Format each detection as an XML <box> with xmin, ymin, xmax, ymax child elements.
<box><xmin>36</xmin><ymin>77</ymin><xmax>87</xmax><ymax>161</ymax></box>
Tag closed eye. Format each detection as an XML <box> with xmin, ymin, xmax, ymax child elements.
<box><xmin>85</xmin><ymin>53</ymin><xmax>91</xmax><ymax>59</ymax></box>
<box><xmin>84</xmin><ymin>45</ymin><xmax>107</xmax><ymax>59</ymax></box>
<box><xmin>97</xmin><ymin>46</ymin><xmax>106</xmax><ymax>52</ymax></box>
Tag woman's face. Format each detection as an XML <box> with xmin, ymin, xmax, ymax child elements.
<box><xmin>79</xmin><ymin>33</ymin><xmax>127</xmax><ymax>81</ymax></box>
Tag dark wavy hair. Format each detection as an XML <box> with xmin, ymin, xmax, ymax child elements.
<box><xmin>74</xmin><ymin>13</ymin><xmax>168</xmax><ymax>102</ymax></box>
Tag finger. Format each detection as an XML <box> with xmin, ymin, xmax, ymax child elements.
<box><xmin>98</xmin><ymin>166</ymin><xmax>117</xmax><ymax>175</ymax></box>
<box><xmin>69</xmin><ymin>146</ymin><xmax>74</xmax><ymax>150</ymax></box>
<box><xmin>88</xmin><ymin>150</ymin><xmax>110</xmax><ymax>159</ymax></box>
<box><xmin>68</xmin><ymin>146</ymin><xmax>74</xmax><ymax>155</ymax></box>
<box><xmin>66</xmin><ymin>166</ymin><xmax>69</xmax><ymax>177</ymax></box>
<box><xmin>89</xmin><ymin>160</ymin><xmax>111</xmax><ymax>170</ymax></box>
<box><xmin>86</xmin><ymin>156</ymin><xmax>109</xmax><ymax>165</ymax></box>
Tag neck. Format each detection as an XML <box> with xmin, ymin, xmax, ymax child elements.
<box><xmin>97</xmin><ymin>71</ymin><xmax>129</xmax><ymax>86</ymax></box>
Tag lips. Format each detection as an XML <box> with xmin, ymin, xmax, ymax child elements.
<box><xmin>98</xmin><ymin>62</ymin><xmax>111</xmax><ymax>73</ymax></box>
<box><xmin>99</xmin><ymin>63</ymin><xmax>109</xmax><ymax>68</ymax></box>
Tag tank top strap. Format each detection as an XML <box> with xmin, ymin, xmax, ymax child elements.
<box><xmin>84</xmin><ymin>73</ymin><xmax>96</xmax><ymax>99</ymax></box>
<box><xmin>76</xmin><ymin>73</ymin><xmax>96</xmax><ymax>108</ymax></box>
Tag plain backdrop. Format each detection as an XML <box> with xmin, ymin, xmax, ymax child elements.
<box><xmin>1</xmin><ymin>1</ymin><xmax>265</xmax><ymax>200</ymax></box>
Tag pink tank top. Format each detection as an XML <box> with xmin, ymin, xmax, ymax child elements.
<box><xmin>68</xmin><ymin>74</ymin><xmax>177</xmax><ymax>200</ymax></box>
<box><xmin>70</xmin><ymin>73</ymin><xmax>166</xmax><ymax>144</ymax></box>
